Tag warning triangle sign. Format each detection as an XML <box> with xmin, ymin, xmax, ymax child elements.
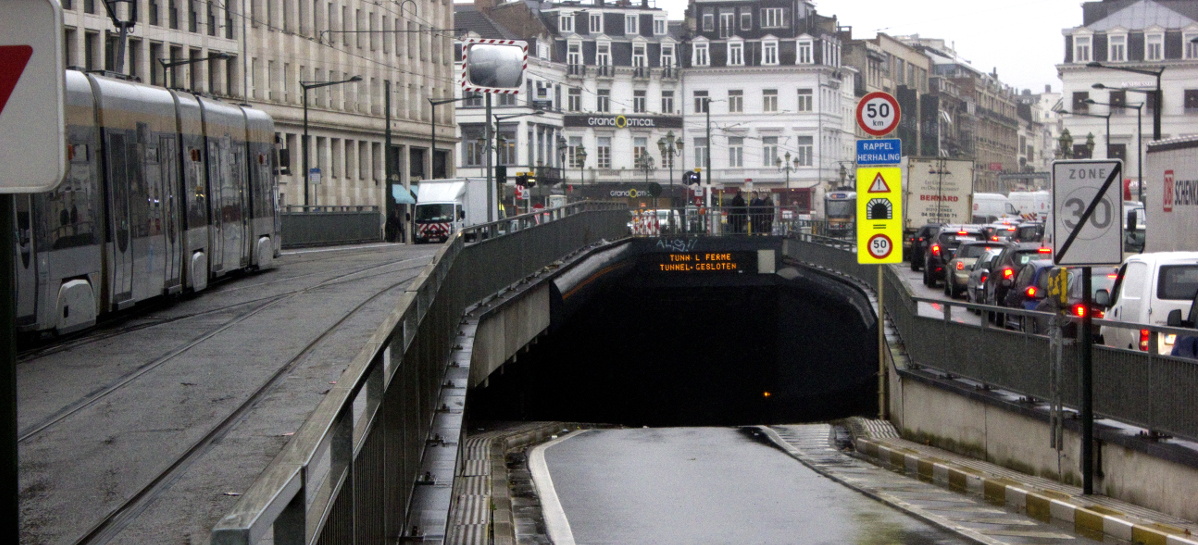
<box><xmin>867</xmin><ymin>172</ymin><xmax>891</xmax><ymax>193</ymax></box>
<box><xmin>0</xmin><ymin>45</ymin><xmax>34</xmax><ymax>117</ymax></box>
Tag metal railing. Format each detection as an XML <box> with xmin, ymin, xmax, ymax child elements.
<box><xmin>211</xmin><ymin>202</ymin><xmax>628</xmax><ymax>545</ymax></box>
<box><xmin>783</xmin><ymin>236</ymin><xmax>1198</xmax><ymax>442</ymax></box>
<box><xmin>281</xmin><ymin>206</ymin><xmax>381</xmax><ymax>248</ymax></box>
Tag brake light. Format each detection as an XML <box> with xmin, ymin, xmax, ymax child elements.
<box><xmin>931</xmin><ymin>244</ymin><xmax>941</xmax><ymax>256</ymax></box>
<box><xmin>991</xmin><ymin>236</ymin><xmax>1000</xmax><ymax>241</ymax></box>
<box><xmin>981</xmin><ymin>274</ymin><xmax>988</xmax><ymax>283</ymax></box>
<box><xmin>1038</xmin><ymin>247</ymin><xmax>1052</xmax><ymax>253</ymax></box>
<box><xmin>1026</xmin><ymin>286</ymin><xmax>1037</xmax><ymax>297</ymax></box>
<box><xmin>1073</xmin><ymin>304</ymin><xmax>1086</xmax><ymax>317</ymax></box>
<box><xmin>1107</xmin><ymin>273</ymin><xmax>1118</xmax><ymax>279</ymax></box>
<box><xmin>1002</xmin><ymin>267</ymin><xmax>1014</xmax><ymax>279</ymax></box>
<box><xmin>956</xmin><ymin>261</ymin><xmax>965</xmax><ymax>270</ymax></box>
<box><xmin>1096</xmin><ymin>310</ymin><xmax>1105</xmax><ymax>319</ymax></box>
<box><xmin>1140</xmin><ymin>329</ymin><xmax>1150</xmax><ymax>351</ymax></box>
<box><xmin>958</xmin><ymin>231</ymin><xmax>968</xmax><ymax>235</ymax></box>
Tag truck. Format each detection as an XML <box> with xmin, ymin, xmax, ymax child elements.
<box><xmin>413</xmin><ymin>178</ymin><xmax>497</xmax><ymax>243</ymax></box>
<box><xmin>901</xmin><ymin>158</ymin><xmax>975</xmax><ymax>259</ymax></box>
<box><xmin>1145</xmin><ymin>136</ymin><xmax>1198</xmax><ymax>252</ymax></box>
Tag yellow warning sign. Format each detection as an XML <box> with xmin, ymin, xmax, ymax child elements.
<box><xmin>857</xmin><ymin>167</ymin><xmax>903</xmax><ymax>264</ymax></box>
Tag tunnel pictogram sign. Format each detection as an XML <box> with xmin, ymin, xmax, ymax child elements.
<box><xmin>856</xmin><ymin>167</ymin><xmax>902</xmax><ymax>265</ymax></box>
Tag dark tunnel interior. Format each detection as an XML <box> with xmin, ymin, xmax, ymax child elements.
<box><xmin>466</xmin><ymin>260</ymin><xmax>881</xmax><ymax>427</ymax></box>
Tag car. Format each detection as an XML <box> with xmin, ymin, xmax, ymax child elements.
<box><xmin>981</xmin><ymin>223</ymin><xmax>1017</xmax><ymax>243</ymax></box>
<box><xmin>1166</xmin><ymin>290</ymin><xmax>1198</xmax><ymax>359</ymax></box>
<box><xmin>907</xmin><ymin>223</ymin><xmax>942</xmax><ymax>271</ymax></box>
<box><xmin>983</xmin><ymin>243</ymin><xmax>1054</xmax><ymax>326</ymax></box>
<box><xmin>1029</xmin><ymin>267</ymin><xmax>1118</xmax><ymax>337</ymax></box>
<box><xmin>999</xmin><ymin>260</ymin><xmax>1057</xmax><ymax>330</ymax></box>
<box><xmin>923</xmin><ymin>225</ymin><xmax>987</xmax><ymax>288</ymax></box>
<box><xmin>1099</xmin><ymin>252</ymin><xmax>1198</xmax><ymax>353</ymax></box>
<box><xmin>944</xmin><ymin>241</ymin><xmax>1008</xmax><ymax>299</ymax></box>
<box><xmin>1011</xmin><ymin>221</ymin><xmax>1045</xmax><ymax>243</ymax></box>
<box><xmin>967</xmin><ymin>247</ymin><xmax>1006</xmax><ymax>308</ymax></box>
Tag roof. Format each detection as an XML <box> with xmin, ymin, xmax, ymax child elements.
<box><xmin>454</xmin><ymin>6</ymin><xmax>522</xmax><ymax>40</ymax></box>
<box><xmin>1088</xmin><ymin>0</ymin><xmax>1198</xmax><ymax>30</ymax></box>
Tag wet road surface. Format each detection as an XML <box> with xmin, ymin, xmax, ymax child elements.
<box><xmin>532</xmin><ymin>427</ymin><xmax>972</xmax><ymax>545</ymax></box>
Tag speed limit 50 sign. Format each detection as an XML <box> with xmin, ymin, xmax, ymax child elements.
<box><xmin>856</xmin><ymin>91</ymin><xmax>900</xmax><ymax>137</ymax></box>
<box><xmin>1051</xmin><ymin>159</ymin><xmax>1124</xmax><ymax>266</ymax></box>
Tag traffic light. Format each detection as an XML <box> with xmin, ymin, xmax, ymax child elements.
<box><xmin>684</xmin><ymin>171</ymin><xmax>701</xmax><ymax>185</ymax></box>
<box><xmin>515</xmin><ymin>173</ymin><xmax>528</xmax><ymax>186</ymax></box>
<box><xmin>495</xmin><ymin>165</ymin><xmax>507</xmax><ymax>184</ymax></box>
<box><xmin>525</xmin><ymin>175</ymin><xmax>536</xmax><ymax>188</ymax></box>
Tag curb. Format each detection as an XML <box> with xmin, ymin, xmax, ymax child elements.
<box><xmin>855</xmin><ymin>437</ymin><xmax>1198</xmax><ymax>545</ymax></box>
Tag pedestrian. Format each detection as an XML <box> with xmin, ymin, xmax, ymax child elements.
<box><xmin>761</xmin><ymin>193</ymin><xmax>773</xmax><ymax>234</ymax></box>
<box><xmin>385</xmin><ymin>210</ymin><xmax>399</xmax><ymax>242</ymax></box>
<box><xmin>749</xmin><ymin>191</ymin><xmax>766</xmax><ymax>235</ymax></box>
<box><xmin>730</xmin><ymin>189</ymin><xmax>746</xmax><ymax>233</ymax></box>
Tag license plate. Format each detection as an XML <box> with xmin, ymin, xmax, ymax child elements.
<box><xmin>1165</xmin><ymin>334</ymin><xmax>1177</xmax><ymax>345</ymax></box>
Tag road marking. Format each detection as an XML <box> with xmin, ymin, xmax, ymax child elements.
<box><xmin>528</xmin><ymin>430</ymin><xmax>587</xmax><ymax>545</ymax></box>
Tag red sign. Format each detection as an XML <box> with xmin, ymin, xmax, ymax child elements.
<box><xmin>856</xmin><ymin>91</ymin><xmax>901</xmax><ymax>136</ymax></box>
<box><xmin>989</xmin><ymin>162</ymin><xmax>1003</xmax><ymax>171</ymax></box>
<box><xmin>0</xmin><ymin>45</ymin><xmax>33</xmax><ymax>115</ymax></box>
<box><xmin>1164</xmin><ymin>170</ymin><xmax>1174</xmax><ymax>213</ymax></box>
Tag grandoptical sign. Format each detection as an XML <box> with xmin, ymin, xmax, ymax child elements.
<box><xmin>564</xmin><ymin>114</ymin><xmax>683</xmax><ymax>129</ymax></box>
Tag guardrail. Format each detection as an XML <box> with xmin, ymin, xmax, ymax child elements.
<box><xmin>783</xmin><ymin>236</ymin><xmax>1198</xmax><ymax>443</ymax></box>
<box><xmin>211</xmin><ymin>202</ymin><xmax>628</xmax><ymax>545</ymax></box>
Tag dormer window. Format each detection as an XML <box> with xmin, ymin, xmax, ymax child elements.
<box><xmin>633</xmin><ymin>43</ymin><xmax>647</xmax><ymax>67</ymax></box>
<box><xmin>1074</xmin><ymin>35</ymin><xmax>1092</xmax><ymax>62</ymax></box>
<box><xmin>1187</xmin><ymin>31</ymin><xmax>1198</xmax><ymax>59</ymax></box>
<box><xmin>1108</xmin><ymin>34</ymin><xmax>1126</xmax><ymax>62</ymax></box>
<box><xmin>694</xmin><ymin>42</ymin><xmax>709</xmax><ymax>67</ymax></box>
<box><xmin>1146</xmin><ymin>32</ymin><xmax>1163</xmax><ymax>60</ymax></box>
<box><xmin>702</xmin><ymin>13</ymin><xmax>714</xmax><ymax>32</ymax></box>
<box><xmin>589</xmin><ymin>13</ymin><xmax>602</xmax><ymax>34</ymax></box>
<box><xmin>567</xmin><ymin>41</ymin><xmax>582</xmax><ymax>65</ymax></box>
<box><xmin>559</xmin><ymin>12</ymin><xmax>574</xmax><ymax>34</ymax></box>
<box><xmin>661</xmin><ymin>43</ymin><xmax>675</xmax><ymax>67</ymax></box>
<box><xmin>763</xmin><ymin>39</ymin><xmax>778</xmax><ymax>65</ymax></box>
<box><xmin>761</xmin><ymin>8</ymin><xmax>784</xmax><ymax>28</ymax></box>
<box><xmin>654</xmin><ymin>17</ymin><xmax>666</xmax><ymax>36</ymax></box>
<box><xmin>797</xmin><ymin>36</ymin><xmax>813</xmax><ymax>64</ymax></box>
<box><xmin>728</xmin><ymin>41</ymin><xmax>744</xmax><ymax>66</ymax></box>
<box><xmin>740</xmin><ymin>12</ymin><xmax>751</xmax><ymax>31</ymax></box>
<box><xmin>597</xmin><ymin>42</ymin><xmax>611</xmax><ymax>65</ymax></box>
<box><xmin>626</xmin><ymin>14</ymin><xmax>638</xmax><ymax>35</ymax></box>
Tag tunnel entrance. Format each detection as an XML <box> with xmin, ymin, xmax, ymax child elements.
<box><xmin>466</xmin><ymin>252</ymin><xmax>880</xmax><ymax>427</ymax></box>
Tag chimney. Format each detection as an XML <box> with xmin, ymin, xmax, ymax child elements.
<box><xmin>641</xmin><ymin>0</ymin><xmax>649</xmax><ymax>7</ymax></box>
<box><xmin>475</xmin><ymin>0</ymin><xmax>496</xmax><ymax>11</ymax></box>
<box><xmin>1045</xmin><ymin>84</ymin><xmax>1052</xmax><ymax>93</ymax></box>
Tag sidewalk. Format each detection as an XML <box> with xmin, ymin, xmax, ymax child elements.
<box><xmin>843</xmin><ymin>417</ymin><xmax>1198</xmax><ymax>545</ymax></box>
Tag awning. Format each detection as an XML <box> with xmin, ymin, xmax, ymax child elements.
<box><xmin>392</xmin><ymin>185</ymin><xmax>417</xmax><ymax>204</ymax></box>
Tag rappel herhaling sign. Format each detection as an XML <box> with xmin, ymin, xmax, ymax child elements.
<box><xmin>564</xmin><ymin>114</ymin><xmax>683</xmax><ymax>129</ymax></box>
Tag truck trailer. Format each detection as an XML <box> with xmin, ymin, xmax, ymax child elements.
<box><xmin>901</xmin><ymin>158</ymin><xmax>975</xmax><ymax>259</ymax></box>
<box><xmin>413</xmin><ymin>178</ymin><xmax>496</xmax><ymax>243</ymax></box>
<box><xmin>1145</xmin><ymin>136</ymin><xmax>1198</xmax><ymax>253</ymax></box>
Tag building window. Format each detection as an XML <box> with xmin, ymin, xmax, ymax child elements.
<box><xmin>589</xmin><ymin>13</ymin><xmax>602</xmax><ymax>34</ymax></box>
<box><xmin>567</xmin><ymin>136</ymin><xmax>583</xmax><ymax>168</ymax></box>
<box><xmin>1146</xmin><ymin>33</ymin><xmax>1163</xmax><ymax>61</ymax></box>
<box><xmin>1074</xmin><ymin>35</ymin><xmax>1091</xmax><ymax>63</ymax></box>
<box><xmin>720</xmin><ymin>12</ymin><xmax>734</xmax><ymax>38</ymax></box>
<box><xmin>694</xmin><ymin>90</ymin><xmax>708</xmax><ymax>113</ymax></box>
<box><xmin>597</xmin><ymin>89</ymin><xmax>610</xmax><ymax>112</ymax></box>
<box><xmin>1187</xmin><ymin>32</ymin><xmax>1198</xmax><ymax>59</ymax></box>
<box><xmin>728</xmin><ymin>42</ymin><xmax>744</xmax><ymax>66</ymax></box>
<box><xmin>1108</xmin><ymin>34</ymin><xmax>1126</xmax><ymax>62</ymax></box>
<box><xmin>661</xmin><ymin>44</ymin><xmax>675</xmax><ymax>67</ymax></box>
<box><xmin>559</xmin><ymin>12</ymin><xmax>573</xmax><ymax>33</ymax></box>
<box><xmin>567</xmin><ymin>42</ymin><xmax>582</xmax><ymax>66</ymax></box>
<box><xmin>695</xmin><ymin>138</ymin><xmax>708</xmax><ymax>168</ymax></box>
<box><xmin>498</xmin><ymin>93</ymin><xmax>516</xmax><ymax>106</ymax></box>
<box><xmin>1109</xmin><ymin>143</ymin><xmax>1127</xmax><ymax>162</ymax></box>
<box><xmin>634</xmin><ymin>90</ymin><xmax>647</xmax><ymax>113</ymax></box>
<box><xmin>762</xmin><ymin>136</ymin><xmax>778</xmax><ymax>167</ymax></box>
<box><xmin>568</xmin><ymin>88</ymin><xmax>581</xmax><ymax>111</ymax></box>
<box><xmin>703</xmin><ymin>13</ymin><xmax>714</xmax><ymax>32</ymax></box>
<box><xmin>761</xmin><ymin>8</ymin><xmax>784</xmax><ymax>28</ymax></box>
<box><xmin>797</xmin><ymin>88</ymin><xmax>813</xmax><ymax>112</ymax></box>
<box><xmin>740</xmin><ymin>12</ymin><xmax>751</xmax><ymax>31</ymax></box>
<box><xmin>1185</xmin><ymin>89</ymin><xmax>1198</xmax><ymax>113</ymax></box>
<box><xmin>633</xmin><ymin>43</ymin><xmax>647</xmax><ymax>67</ymax></box>
<box><xmin>763</xmin><ymin>40</ymin><xmax>778</xmax><ymax>65</ymax></box>
<box><xmin>661</xmin><ymin>90</ymin><xmax>674</xmax><ymax>114</ymax></box>
<box><xmin>633</xmin><ymin>137</ymin><xmax>648</xmax><ymax>165</ymax></box>
<box><xmin>597</xmin><ymin>137</ymin><xmax>612</xmax><ymax>168</ymax></box>
<box><xmin>654</xmin><ymin>18</ymin><xmax>666</xmax><ymax>35</ymax></box>
<box><xmin>763</xmin><ymin>89</ymin><xmax>778</xmax><ymax>112</ymax></box>
<box><xmin>1073</xmin><ymin>91</ymin><xmax>1089</xmax><ymax>113</ymax></box>
<box><xmin>728</xmin><ymin>90</ymin><xmax>743</xmax><ymax>113</ymax></box>
<box><xmin>728</xmin><ymin>137</ymin><xmax>743</xmax><ymax>167</ymax></box>
<box><xmin>1109</xmin><ymin>90</ymin><xmax>1127</xmax><ymax>114</ymax></box>
<box><xmin>462</xmin><ymin>125</ymin><xmax>485</xmax><ymax>166</ymax></box>
<box><xmin>694</xmin><ymin>42</ymin><xmax>709</xmax><ymax>66</ymax></box>
<box><xmin>798</xmin><ymin>38</ymin><xmax>813</xmax><ymax>64</ymax></box>
<box><xmin>626</xmin><ymin>14</ymin><xmax>638</xmax><ymax>35</ymax></box>
<box><xmin>463</xmin><ymin>91</ymin><xmax>483</xmax><ymax>108</ymax></box>
<box><xmin>597</xmin><ymin>42</ymin><xmax>611</xmax><ymax>65</ymax></box>
<box><xmin>796</xmin><ymin>136</ymin><xmax>813</xmax><ymax>166</ymax></box>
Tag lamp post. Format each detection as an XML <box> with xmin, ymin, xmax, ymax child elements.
<box><xmin>575</xmin><ymin>147</ymin><xmax>587</xmax><ymax>194</ymax></box>
<box><xmin>1085</xmin><ymin>98</ymin><xmax>1143</xmax><ymax>202</ymax></box>
<box><xmin>657</xmin><ymin>131</ymin><xmax>683</xmax><ymax>228</ymax></box>
<box><xmin>1092</xmin><ymin>83</ymin><xmax>1154</xmax><ymax>202</ymax></box>
<box><xmin>428</xmin><ymin>95</ymin><xmax>473</xmax><ymax>179</ymax></box>
<box><xmin>777</xmin><ymin>151</ymin><xmax>800</xmax><ymax>218</ymax></box>
<box><xmin>1062</xmin><ymin>110</ymin><xmax>1112</xmax><ymax>159</ymax></box>
<box><xmin>488</xmin><ymin>110</ymin><xmax>543</xmax><ymax>215</ymax></box>
<box><xmin>101</xmin><ymin>0</ymin><xmax>137</xmax><ymax>75</ymax></box>
<box><xmin>1087</xmin><ymin>62</ymin><xmax>1163</xmax><ymax>142</ymax></box>
<box><xmin>158</xmin><ymin>51</ymin><xmax>231</xmax><ymax>90</ymax></box>
<box><xmin>301</xmin><ymin>75</ymin><xmax>362</xmax><ymax>207</ymax></box>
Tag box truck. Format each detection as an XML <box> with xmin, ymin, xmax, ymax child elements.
<box><xmin>902</xmin><ymin>158</ymin><xmax>975</xmax><ymax>259</ymax></box>
<box><xmin>1145</xmin><ymin>136</ymin><xmax>1198</xmax><ymax>252</ymax></box>
<box><xmin>413</xmin><ymin>178</ymin><xmax>496</xmax><ymax>243</ymax></box>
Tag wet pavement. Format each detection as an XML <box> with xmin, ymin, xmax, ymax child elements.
<box><xmin>532</xmin><ymin>427</ymin><xmax>975</xmax><ymax>545</ymax></box>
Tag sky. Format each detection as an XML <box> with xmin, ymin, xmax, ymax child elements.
<box><xmin>651</xmin><ymin>0</ymin><xmax>1083</xmax><ymax>94</ymax></box>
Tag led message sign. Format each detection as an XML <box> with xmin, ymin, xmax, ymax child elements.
<box><xmin>647</xmin><ymin>252</ymin><xmax>755</xmax><ymax>273</ymax></box>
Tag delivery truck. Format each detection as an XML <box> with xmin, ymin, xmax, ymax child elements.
<box><xmin>1145</xmin><ymin>136</ymin><xmax>1198</xmax><ymax>253</ymax></box>
<box><xmin>902</xmin><ymin>158</ymin><xmax>975</xmax><ymax>259</ymax></box>
<box><xmin>413</xmin><ymin>178</ymin><xmax>497</xmax><ymax>243</ymax></box>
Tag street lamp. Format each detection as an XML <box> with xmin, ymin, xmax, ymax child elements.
<box><xmin>101</xmin><ymin>0</ymin><xmax>138</xmax><ymax>75</ymax></box>
<box><xmin>776</xmin><ymin>151</ymin><xmax>800</xmax><ymax>191</ymax></box>
<box><xmin>575</xmin><ymin>147</ymin><xmax>588</xmax><ymax>192</ymax></box>
<box><xmin>1085</xmin><ymin>97</ymin><xmax>1143</xmax><ymax>202</ymax></box>
<box><xmin>1086</xmin><ymin>62</ymin><xmax>1163</xmax><ymax>141</ymax></box>
<box><xmin>301</xmin><ymin>75</ymin><xmax>362</xmax><ymax>207</ymax></box>
<box><xmin>158</xmin><ymin>51</ymin><xmax>231</xmax><ymax>90</ymax></box>
<box><xmin>636</xmin><ymin>150</ymin><xmax>655</xmax><ymax>184</ymax></box>
<box><xmin>557</xmin><ymin>136</ymin><xmax>569</xmax><ymax>188</ymax></box>
<box><xmin>428</xmin><ymin>95</ymin><xmax>474</xmax><ymax>180</ymax></box>
<box><xmin>657</xmin><ymin>131</ymin><xmax>683</xmax><ymax>224</ymax></box>
<box><xmin>1061</xmin><ymin>109</ymin><xmax>1112</xmax><ymax>159</ymax></box>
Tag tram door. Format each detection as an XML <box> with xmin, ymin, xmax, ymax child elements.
<box><xmin>160</xmin><ymin>136</ymin><xmax>182</xmax><ymax>290</ymax></box>
<box><xmin>231</xmin><ymin>145</ymin><xmax>249</xmax><ymax>267</ymax></box>
<box><xmin>136</xmin><ymin>124</ymin><xmax>164</xmax><ymax>299</ymax></box>
<box><xmin>207</xmin><ymin>138</ymin><xmax>226</xmax><ymax>272</ymax></box>
<box><xmin>13</xmin><ymin>195</ymin><xmax>37</xmax><ymax>322</ymax></box>
<box><xmin>106</xmin><ymin>132</ymin><xmax>134</xmax><ymax>305</ymax></box>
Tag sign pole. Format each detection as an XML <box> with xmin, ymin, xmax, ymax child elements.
<box><xmin>878</xmin><ymin>266</ymin><xmax>886</xmax><ymax>419</ymax></box>
<box><xmin>1</xmin><ymin>194</ymin><xmax>14</xmax><ymax>542</ymax></box>
<box><xmin>1081</xmin><ymin>266</ymin><xmax>1094</xmax><ymax>494</ymax></box>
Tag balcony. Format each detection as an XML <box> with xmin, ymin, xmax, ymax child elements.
<box><xmin>534</xmin><ymin>166</ymin><xmax>565</xmax><ymax>187</ymax></box>
<box><xmin>567</xmin><ymin>64</ymin><xmax>586</xmax><ymax>78</ymax></box>
<box><xmin>595</xmin><ymin>65</ymin><xmax>615</xmax><ymax>78</ymax></box>
<box><xmin>633</xmin><ymin>66</ymin><xmax>650</xmax><ymax>79</ymax></box>
<box><xmin>660</xmin><ymin>66</ymin><xmax>679</xmax><ymax>80</ymax></box>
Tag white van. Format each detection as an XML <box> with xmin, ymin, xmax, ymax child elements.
<box><xmin>1099</xmin><ymin>251</ymin><xmax>1198</xmax><ymax>353</ymax></box>
<box><xmin>972</xmin><ymin>193</ymin><xmax>1017</xmax><ymax>223</ymax></box>
<box><xmin>1008</xmin><ymin>191</ymin><xmax>1051</xmax><ymax>221</ymax></box>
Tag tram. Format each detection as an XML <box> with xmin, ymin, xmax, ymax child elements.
<box><xmin>12</xmin><ymin>70</ymin><xmax>282</xmax><ymax>336</ymax></box>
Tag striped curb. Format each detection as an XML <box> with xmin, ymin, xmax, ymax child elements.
<box><xmin>855</xmin><ymin>437</ymin><xmax>1198</xmax><ymax>545</ymax></box>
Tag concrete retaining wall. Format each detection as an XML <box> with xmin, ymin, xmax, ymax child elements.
<box><xmin>468</xmin><ymin>284</ymin><xmax>552</xmax><ymax>388</ymax></box>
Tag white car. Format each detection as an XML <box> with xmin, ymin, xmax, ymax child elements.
<box><xmin>1100</xmin><ymin>251</ymin><xmax>1198</xmax><ymax>353</ymax></box>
